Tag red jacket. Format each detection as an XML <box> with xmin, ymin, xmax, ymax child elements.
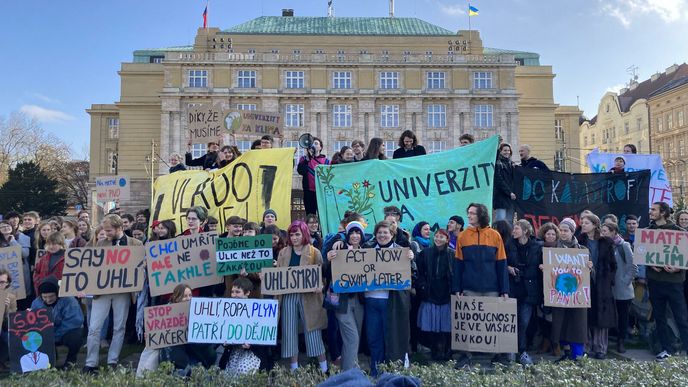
<box><xmin>33</xmin><ymin>250</ymin><xmax>65</xmax><ymax>295</ymax></box>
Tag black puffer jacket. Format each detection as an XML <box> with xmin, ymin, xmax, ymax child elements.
<box><xmin>493</xmin><ymin>154</ymin><xmax>514</xmax><ymax>210</ymax></box>
<box><xmin>506</xmin><ymin>237</ymin><xmax>543</xmax><ymax>305</ymax></box>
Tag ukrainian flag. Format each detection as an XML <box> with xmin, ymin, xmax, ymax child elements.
<box><xmin>468</xmin><ymin>5</ymin><xmax>479</xmax><ymax>16</ymax></box>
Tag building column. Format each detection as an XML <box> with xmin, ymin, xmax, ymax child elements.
<box><xmin>405</xmin><ymin>98</ymin><xmax>423</xmax><ymax>142</ymax></box>
<box><xmin>452</xmin><ymin>98</ymin><xmax>471</xmax><ymax>147</ymax></box>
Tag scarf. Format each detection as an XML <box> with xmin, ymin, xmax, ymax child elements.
<box><xmin>558</xmin><ymin>236</ymin><xmax>579</xmax><ymax>249</ymax></box>
<box><xmin>414</xmin><ymin>236</ymin><xmax>431</xmax><ymax>249</ymax></box>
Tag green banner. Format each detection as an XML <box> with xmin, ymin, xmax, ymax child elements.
<box><xmin>315</xmin><ymin>136</ymin><xmax>498</xmax><ymax>236</ymax></box>
<box><xmin>216</xmin><ymin>235</ymin><xmax>273</xmax><ymax>275</ymax></box>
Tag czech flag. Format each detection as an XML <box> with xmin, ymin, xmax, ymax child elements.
<box><xmin>468</xmin><ymin>5</ymin><xmax>479</xmax><ymax>16</ymax></box>
<box><xmin>203</xmin><ymin>5</ymin><xmax>208</xmax><ymax>28</ymax></box>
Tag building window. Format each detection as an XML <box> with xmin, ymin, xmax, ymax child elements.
<box><xmin>150</xmin><ymin>56</ymin><xmax>164</xmax><ymax>64</ymax></box>
<box><xmin>107</xmin><ymin>151</ymin><xmax>118</xmax><ymax>174</ymax></box>
<box><xmin>554</xmin><ymin>119</ymin><xmax>563</xmax><ymax>140</ymax></box>
<box><xmin>668</xmin><ymin>141</ymin><xmax>675</xmax><ymax>159</ymax></box>
<box><xmin>667</xmin><ymin>112</ymin><xmax>674</xmax><ymax>130</ymax></box>
<box><xmin>333</xmin><ymin>140</ymin><xmax>349</xmax><ymax>153</ymax></box>
<box><xmin>379</xmin><ymin>71</ymin><xmax>399</xmax><ymax>89</ymax></box>
<box><xmin>237</xmin><ymin>70</ymin><xmax>256</xmax><ymax>88</ymax></box>
<box><xmin>235</xmin><ymin>140</ymin><xmax>252</xmax><ymax>153</ymax></box>
<box><xmin>427</xmin><ymin>104</ymin><xmax>447</xmax><ymax>128</ymax></box>
<box><xmin>285</xmin><ymin>71</ymin><xmax>305</xmax><ymax>89</ymax></box>
<box><xmin>384</xmin><ymin>140</ymin><xmax>396</xmax><ymax>159</ymax></box>
<box><xmin>285</xmin><ymin>104</ymin><xmax>304</xmax><ymax>127</ymax></box>
<box><xmin>235</xmin><ymin>104</ymin><xmax>257</xmax><ymax>110</ymax></box>
<box><xmin>584</xmin><ymin>136</ymin><xmax>588</xmax><ymax>147</ymax></box>
<box><xmin>107</xmin><ymin>118</ymin><xmax>119</xmax><ymax>139</ymax></box>
<box><xmin>427</xmin><ymin>72</ymin><xmax>446</xmax><ymax>89</ymax></box>
<box><xmin>283</xmin><ymin>140</ymin><xmax>306</xmax><ymax>169</ymax></box>
<box><xmin>679</xmin><ymin>110</ymin><xmax>685</xmax><ymax>127</ymax></box>
<box><xmin>428</xmin><ymin>141</ymin><xmax>447</xmax><ymax>154</ymax></box>
<box><xmin>191</xmin><ymin>143</ymin><xmax>207</xmax><ymax>159</ymax></box>
<box><xmin>188</xmin><ymin>70</ymin><xmax>208</xmax><ymax>88</ymax></box>
<box><xmin>332</xmin><ymin>71</ymin><xmax>352</xmax><ymax>89</ymax></box>
<box><xmin>612</xmin><ymin>126</ymin><xmax>616</xmax><ymax>138</ymax></box>
<box><xmin>474</xmin><ymin>105</ymin><xmax>493</xmax><ymax>128</ymax></box>
<box><xmin>473</xmin><ymin>72</ymin><xmax>493</xmax><ymax>89</ymax></box>
<box><xmin>657</xmin><ymin>116</ymin><xmax>663</xmax><ymax>132</ymax></box>
<box><xmin>606</xmin><ymin>104</ymin><xmax>610</xmax><ymax>113</ymax></box>
<box><xmin>380</xmin><ymin>105</ymin><xmax>400</xmax><ymax>128</ymax></box>
<box><xmin>636</xmin><ymin>117</ymin><xmax>642</xmax><ymax>131</ymax></box>
<box><xmin>624</xmin><ymin>121</ymin><xmax>629</xmax><ymax>134</ymax></box>
<box><xmin>591</xmin><ymin>133</ymin><xmax>596</xmax><ymax>144</ymax></box>
<box><xmin>332</xmin><ymin>105</ymin><xmax>352</xmax><ymax>128</ymax></box>
<box><xmin>680</xmin><ymin>139</ymin><xmax>685</xmax><ymax>157</ymax></box>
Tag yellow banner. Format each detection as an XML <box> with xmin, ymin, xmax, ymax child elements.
<box><xmin>151</xmin><ymin>148</ymin><xmax>294</xmax><ymax>233</ymax></box>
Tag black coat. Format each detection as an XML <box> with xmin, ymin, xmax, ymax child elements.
<box><xmin>506</xmin><ymin>237</ymin><xmax>543</xmax><ymax>305</ymax></box>
<box><xmin>580</xmin><ymin>236</ymin><xmax>618</xmax><ymax>329</ymax></box>
<box><xmin>415</xmin><ymin>245</ymin><xmax>454</xmax><ymax>305</ymax></box>
<box><xmin>493</xmin><ymin>155</ymin><xmax>514</xmax><ymax>209</ymax></box>
<box><xmin>169</xmin><ymin>164</ymin><xmax>187</xmax><ymax>173</ymax></box>
<box><xmin>185</xmin><ymin>152</ymin><xmax>218</xmax><ymax>169</ymax></box>
<box><xmin>520</xmin><ymin>157</ymin><xmax>550</xmax><ymax>171</ymax></box>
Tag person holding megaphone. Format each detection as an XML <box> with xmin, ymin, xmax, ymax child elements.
<box><xmin>297</xmin><ymin>135</ymin><xmax>329</xmax><ymax>216</ymax></box>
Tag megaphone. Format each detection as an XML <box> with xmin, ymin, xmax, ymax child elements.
<box><xmin>298</xmin><ymin>133</ymin><xmax>315</xmax><ymax>149</ymax></box>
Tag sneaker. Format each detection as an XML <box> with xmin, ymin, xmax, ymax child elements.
<box><xmin>454</xmin><ymin>354</ymin><xmax>472</xmax><ymax>369</ymax></box>
<box><xmin>655</xmin><ymin>350</ymin><xmax>671</xmax><ymax>362</ymax></box>
<box><xmin>82</xmin><ymin>366</ymin><xmax>97</xmax><ymax>374</ymax></box>
<box><xmin>519</xmin><ymin>351</ymin><xmax>533</xmax><ymax>366</ymax></box>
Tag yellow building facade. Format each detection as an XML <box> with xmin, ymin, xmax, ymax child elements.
<box><xmin>88</xmin><ymin>16</ymin><xmax>576</xmax><ymax>209</ymax></box>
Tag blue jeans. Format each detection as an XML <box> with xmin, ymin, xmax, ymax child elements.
<box><xmin>326</xmin><ymin>309</ymin><xmax>343</xmax><ymax>361</ymax></box>
<box><xmin>517</xmin><ymin>301</ymin><xmax>533</xmax><ymax>353</ymax></box>
<box><xmin>365</xmin><ymin>298</ymin><xmax>388</xmax><ymax>376</ymax></box>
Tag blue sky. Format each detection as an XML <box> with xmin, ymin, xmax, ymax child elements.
<box><xmin>2</xmin><ymin>0</ymin><xmax>687</xmax><ymax>157</ymax></box>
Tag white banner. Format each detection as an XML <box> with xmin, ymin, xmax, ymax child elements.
<box><xmin>187</xmin><ymin>298</ymin><xmax>278</xmax><ymax>345</ymax></box>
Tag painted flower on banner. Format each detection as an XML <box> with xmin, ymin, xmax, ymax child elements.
<box><xmin>339</xmin><ymin>180</ymin><xmax>377</xmax><ymax>215</ymax></box>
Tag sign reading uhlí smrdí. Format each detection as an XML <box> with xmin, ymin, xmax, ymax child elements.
<box><xmin>633</xmin><ymin>228</ymin><xmax>688</xmax><ymax>269</ymax></box>
<box><xmin>144</xmin><ymin>301</ymin><xmax>190</xmax><ymax>350</ymax></box>
<box><xmin>146</xmin><ymin>233</ymin><xmax>222</xmax><ymax>297</ymax></box>
<box><xmin>451</xmin><ymin>295</ymin><xmax>517</xmax><ymax>353</ymax></box>
<box><xmin>331</xmin><ymin>248</ymin><xmax>411</xmax><ymax>293</ymax></box>
<box><xmin>187</xmin><ymin>298</ymin><xmax>278</xmax><ymax>345</ymax></box>
<box><xmin>216</xmin><ymin>235</ymin><xmax>273</xmax><ymax>275</ymax></box>
<box><xmin>260</xmin><ymin>265</ymin><xmax>322</xmax><ymax>295</ymax></box>
<box><xmin>315</xmin><ymin>136</ymin><xmax>498</xmax><ymax>237</ymax></box>
<box><xmin>542</xmin><ymin>248</ymin><xmax>591</xmax><ymax>308</ymax></box>
<box><xmin>96</xmin><ymin>175</ymin><xmax>130</xmax><ymax>202</ymax></box>
<box><xmin>60</xmin><ymin>246</ymin><xmax>145</xmax><ymax>296</ymax></box>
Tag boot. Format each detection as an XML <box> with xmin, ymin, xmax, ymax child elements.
<box><xmin>617</xmin><ymin>339</ymin><xmax>626</xmax><ymax>353</ymax></box>
<box><xmin>538</xmin><ymin>338</ymin><xmax>551</xmax><ymax>354</ymax></box>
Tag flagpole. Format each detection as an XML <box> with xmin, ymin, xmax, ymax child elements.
<box><xmin>468</xmin><ymin>2</ymin><xmax>471</xmax><ymax>47</ymax></box>
<box><xmin>206</xmin><ymin>0</ymin><xmax>209</xmax><ymax>29</ymax></box>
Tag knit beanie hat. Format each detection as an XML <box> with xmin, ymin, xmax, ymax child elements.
<box><xmin>449</xmin><ymin>215</ymin><xmax>465</xmax><ymax>227</ymax></box>
<box><xmin>38</xmin><ymin>276</ymin><xmax>59</xmax><ymax>295</ymax></box>
<box><xmin>263</xmin><ymin>209</ymin><xmax>277</xmax><ymax>220</ymax></box>
<box><xmin>345</xmin><ymin>221</ymin><xmax>365</xmax><ymax>236</ymax></box>
<box><xmin>560</xmin><ymin>218</ymin><xmax>577</xmax><ymax>233</ymax></box>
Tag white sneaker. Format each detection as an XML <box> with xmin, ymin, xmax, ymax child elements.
<box><xmin>519</xmin><ymin>351</ymin><xmax>533</xmax><ymax>366</ymax></box>
<box><xmin>655</xmin><ymin>350</ymin><xmax>670</xmax><ymax>362</ymax></box>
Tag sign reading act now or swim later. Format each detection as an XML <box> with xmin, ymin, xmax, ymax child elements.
<box><xmin>451</xmin><ymin>295</ymin><xmax>517</xmax><ymax>353</ymax></box>
<box><xmin>331</xmin><ymin>248</ymin><xmax>411</xmax><ymax>293</ymax></box>
<box><xmin>144</xmin><ymin>301</ymin><xmax>190</xmax><ymax>350</ymax></box>
<box><xmin>187</xmin><ymin>298</ymin><xmax>278</xmax><ymax>345</ymax></box>
<box><xmin>260</xmin><ymin>265</ymin><xmax>322</xmax><ymax>295</ymax></box>
<box><xmin>633</xmin><ymin>228</ymin><xmax>688</xmax><ymax>269</ymax></box>
<box><xmin>60</xmin><ymin>246</ymin><xmax>145</xmax><ymax>297</ymax></box>
<box><xmin>216</xmin><ymin>235</ymin><xmax>273</xmax><ymax>275</ymax></box>
<box><xmin>146</xmin><ymin>233</ymin><xmax>222</xmax><ymax>297</ymax></box>
<box><xmin>542</xmin><ymin>248</ymin><xmax>591</xmax><ymax>308</ymax></box>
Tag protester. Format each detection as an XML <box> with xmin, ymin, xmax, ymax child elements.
<box><xmin>331</xmin><ymin>145</ymin><xmax>355</xmax><ymax>165</ymax></box>
<box><xmin>362</xmin><ymin>220</ymin><xmax>413</xmax><ymax>376</ymax></box>
<box><xmin>31</xmin><ymin>276</ymin><xmax>84</xmax><ymax>368</ymax></box>
<box><xmin>186</xmin><ymin>140</ymin><xmax>220</xmax><ymax>170</ymax></box>
<box><xmin>21</xmin><ymin>211</ymin><xmax>39</xmax><ymax>247</ymax></box>
<box><xmin>61</xmin><ymin>219</ymin><xmax>87</xmax><ymax>248</ymax></box>
<box><xmin>383</xmin><ymin>206</ymin><xmax>411</xmax><ymax>247</ymax></box>
<box><xmin>77</xmin><ymin>219</ymin><xmax>93</xmax><ymax>242</ymax></box>
<box><xmin>601</xmin><ymin>214</ymin><xmax>618</xmax><ymax>226</ymax></box>
<box><xmin>297</xmin><ymin>137</ymin><xmax>329</xmax><ymax>215</ymax></box>
<box><xmin>205</xmin><ymin>216</ymin><xmax>219</xmax><ymax>233</ymax></box>
<box><xmin>535</xmin><ymin>223</ymin><xmax>558</xmax><ymax>356</ymax></box>
<box><xmin>623</xmin><ymin>144</ymin><xmax>637</xmax><ymax>154</ymax></box>
<box><xmin>453</xmin><ymin>203</ymin><xmax>509</xmax><ymax>367</ymax></box>
<box><xmin>0</xmin><ymin>269</ymin><xmax>18</xmax><ymax>369</ymax></box>
<box><xmin>0</xmin><ymin>221</ymin><xmax>19</xmax><ymax>249</ymax></box>
<box><xmin>362</xmin><ymin>138</ymin><xmax>387</xmax><ymax>161</ymax></box>
<box><xmin>601</xmin><ymin>222</ymin><xmax>637</xmax><ymax>353</ymax></box>
<box><xmin>260</xmin><ymin>135</ymin><xmax>273</xmax><ymax>149</ymax></box>
<box><xmin>493</xmin><ymin>143</ymin><xmax>516</xmax><ymax>222</ymax></box>
<box><xmin>459</xmin><ymin>134</ymin><xmax>475</xmax><ymax>146</ymax></box>
<box><xmin>168</xmin><ymin>153</ymin><xmax>186</xmax><ymax>173</ymax></box>
<box><xmin>87</xmin><ymin>225</ymin><xmax>107</xmax><ymax>246</ymax></box>
<box><xmin>135</xmin><ymin>210</ymin><xmax>149</xmax><ymax>225</ymax></box>
<box><xmin>150</xmin><ymin>220</ymin><xmax>177</xmax><ymax>241</ymax></box>
<box><xmin>242</xmin><ymin>222</ymin><xmax>260</xmax><ymax>236</ymax></box>
<box><xmin>411</xmin><ymin>221</ymin><xmax>431</xmax><ymax>253</ymax></box>
<box><xmin>78</xmin><ymin>210</ymin><xmax>90</xmax><ymax>223</ymax></box>
<box><xmin>623</xmin><ymin>214</ymin><xmax>639</xmax><ymax>246</ymax></box>
<box><xmin>609</xmin><ymin>156</ymin><xmax>626</xmax><ymax>174</ymax></box>
<box><xmin>32</xmin><ymin>231</ymin><xmax>66</xmax><ymax>295</ymax></box>
<box><xmin>579</xmin><ymin>213</ymin><xmax>617</xmax><ymax>360</ymax></box>
<box><xmin>250</xmin><ymin>139</ymin><xmax>262</xmax><ymax>150</ymax></box>
<box><xmin>221</xmin><ymin>216</ymin><xmax>245</xmax><ymax>238</ymax></box>
<box><xmin>519</xmin><ymin>144</ymin><xmax>550</xmax><ymax>170</ymax></box>
<box><xmin>324</xmin><ymin>221</ymin><xmax>367</xmax><ymax>370</ymax></box>
<box><xmin>551</xmin><ymin>218</ymin><xmax>590</xmax><ymax>361</ymax></box>
<box><xmin>393</xmin><ymin>130</ymin><xmax>426</xmax><ymax>159</ymax></box>
<box><xmin>675</xmin><ymin>210</ymin><xmax>688</xmax><ymax>230</ymax></box>
<box><xmin>415</xmin><ymin>229</ymin><xmax>454</xmax><ymax>360</ymax></box>
<box><xmin>306</xmin><ymin>214</ymin><xmax>323</xmax><ymax>250</ymax></box>
<box><xmin>262</xmin><ymin>209</ymin><xmax>278</xmax><ymax>230</ymax></box>
<box><xmin>183</xmin><ymin>206</ymin><xmax>207</xmax><ymax>235</ymax></box>
<box><xmin>645</xmin><ymin>202</ymin><xmax>688</xmax><ymax>362</ymax></box>
<box><xmin>131</xmin><ymin>223</ymin><xmax>148</xmax><ymax>243</ymax></box>
<box><xmin>276</xmin><ymin>221</ymin><xmax>328</xmax><ymax>372</ymax></box>
<box><xmin>83</xmin><ymin>214</ymin><xmax>143</xmax><ymax>373</ymax></box>
<box><xmin>447</xmin><ymin>215</ymin><xmax>464</xmax><ymax>250</ymax></box>
<box><xmin>216</xmin><ymin>145</ymin><xmax>240</xmax><ymax>169</ymax></box>
<box><xmin>262</xmin><ymin>224</ymin><xmax>286</xmax><ymax>261</ymax></box>
<box><xmin>351</xmin><ymin>140</ymin><xmax>366</xmax><ymax>161</ymax></box>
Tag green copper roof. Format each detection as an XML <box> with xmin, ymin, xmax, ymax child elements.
<box><xmin>484</xmin><ymin>47</ymin><xmax>540</xmax><ymax>66</ymax></box>
<box><xmin>223</xmin><ymin>16</ymin><xmax>456</xmax><ymax>36</ymax></box>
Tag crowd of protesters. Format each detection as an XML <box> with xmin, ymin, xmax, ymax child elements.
<box><xmin>1</xmin><ymin>131</ymin><xmax>684</xmax><ymax>378</ymax></box>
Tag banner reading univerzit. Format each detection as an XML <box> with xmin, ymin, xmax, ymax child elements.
<box><xmin>151</xmin><ymin>148</ymin><xmax>294</xmax><ymax>234</ymax></box>
<box><xmin>315</xmin><ymin>136</ymin><xmax>498</xmax><ymax>236</ymax></box>
<box><xmin>586</xmin><ymin>149</ymin><xmax>672</xmax><ymax>207</ymax></box>
<box><xmin>513</xmin><ymin>168</ymin><xmax>650</xmax><ymax>232</ymax></box>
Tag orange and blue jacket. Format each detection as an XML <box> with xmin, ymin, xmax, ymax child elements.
<box><xmin>452</xmin><ymin>226</ymin><xmax>509</xmax><ymax>294</ymax></box>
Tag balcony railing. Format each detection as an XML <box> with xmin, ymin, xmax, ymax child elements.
<box><xmin>166</xmin><ymin>52</ymin><xmax>516</xmax><ymax>65</ymax></box>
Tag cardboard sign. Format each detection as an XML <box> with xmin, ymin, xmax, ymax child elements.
<box><xmin>260</xmin><ymin>265</ymin><xmax>322</xmax><ymax>295</ymax></box>
<box><xmin>330</xmin><ymin>248</ymin><xmax>411</xmax><ymax>293</ymax></box>
<box><xmin>451</xmin><ymin>295</ymin><xmax>517</xmax><ymax>353</ymax></box>
<box><xmin>216</xmin><ymin>235</ymin><xmax>273</xmax><ymax>275</ymax></box>
<box><xmin>187</xmin><ymin>105</ymin><xmax>283</xmax><ymax>144</ymax></box>
<box><xmin>0</xmin><ymin>246</ymin><xmax>26</xmax><ymax>300</ymax></box>
<box><xmin>187</xmin><ymin>297</ymin><xmax>278</xmax><ymax>345</ymax></box>
<box><xmin>188</xmin><ymin>104</ymin><xmax>224</xmax><ymax>143</ymax></box>
<box><xmin>542</xmin><ymin>248</ymin><xmax>591</xmax><ymax>308</ymax></box>
<box><xmin>146</xmin><ymin>233</ymin><xmax>222</xmax><ymax>297</ymax></box>
<box><xmin>144</xmin><ymin>301</ymin><xmax>190</xmax><ymax>350</ymax></box>
<box><xmin>60</xmin><ymin>246</ymin><xmax>145</xmax><ymax>296</ymax></box>
<box><xmin>9</xmin><ymin>308</ymin><xmax>56</xmax><ymax>373</ymax></box>
<box><xmin>633</xmin><ymin>228</ymin><xmax>688</xmax><ymax>269</ymax></box>
<box><xmin>96</xmin><ymin>175</ymin><xmax>131</xmax><ymax>202</ymax></box>
<box><xmin>0</xmin><ymin>288</ymin><xmax>6</xmax><ymax>328</ymax></box>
